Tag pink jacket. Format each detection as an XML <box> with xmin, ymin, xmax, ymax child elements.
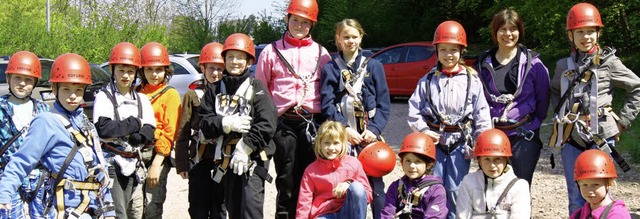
<box><xmin>255</xmin><ymin>35</ymin><xmax>332</xmax><ymax>116</ymax></box>
<box><xmin>296</xmin><ymin>156</ymin><xmax>372</xmax><ymax>219</ymax></box>
<box><xmin>570</xmin><ymin>199</ymin><xmax>631</xmax><ymax>219</ymax></box>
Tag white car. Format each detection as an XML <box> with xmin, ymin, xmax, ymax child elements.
<box><xmin>101</xmin><ymin>54</ymin><xmax>203</xmax><ymax>97</ymax></box>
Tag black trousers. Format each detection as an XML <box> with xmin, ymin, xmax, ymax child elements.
<box><xmin>223</xmin><ymin>159</ymin><xmax>270</xmax><ymax>219</ymax></box>
<box><xmin>188</xmin><ymin>159</ymin><xmax>226</xmax><ymax>219</ymax></box>
<box><xmin>273</xmin><ymin>117</ymin><xmax>319</xmax><ymax>219</ymax></box>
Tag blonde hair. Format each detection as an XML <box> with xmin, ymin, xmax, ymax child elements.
<box><xmin>314</xmin><ymin>121</ymin><xmax>349</xmax><ymax>159</ymax></box>
<box><xmin>334</xmin><ymin>19</ymin><xmax>365</xmax><ymax>52</ymax></box>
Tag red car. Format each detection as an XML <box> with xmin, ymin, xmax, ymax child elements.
<box><xmin>371</xmin><ymin>42</ymin><xmax>476</xmax><ymax>96</ymax></box>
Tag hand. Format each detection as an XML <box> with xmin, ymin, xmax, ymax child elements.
<box><xmin>146</xmin><ymin>155</ymin><xmax>164</xmax><ymax>188</ymax></box>
<box><xmin>178</xmin><ymin>171</ymin><xmax>189</xmax><ymax>179</ymax></box>
<box><xmin>346</xmin><ymin>127</ymin><xmax>363</xmax><ymax>145</ymax></box>
<box><xmin>222</xmin><ymin>115</ymin><xmax>252</xmax><ymax>134</ymax></box>
<box><xmin>332</xmin><ymin>181</ymin><xmax>351</xmax><ymax>198</ymax></box>
<box><xmin>230</xmin><ymin>139</ymin><xmax>253</xmax><ymax>175</ymax></box>
<box><xmin>0</xmin><ymin>203</ymin><xmax>11</xmax><ymax>211</ymax></box>
<box><xmin>423</xmin><ymin>129</ymin><xmax>441</xmax><ymax>142</ymax></box>
<box><xmin>361</xmin><ymin>130</ymin><xmax>377</xmax><ymax>144</ymax></box>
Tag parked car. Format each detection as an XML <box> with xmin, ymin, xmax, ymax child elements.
<box><xmin>101</xmin><ymin>54</ymin><xmax>202</xmax><ymax>97</ymax></box>
<box><xmin>371</xmin><ymin>41</ymin><xmax>476</xmax><ymax>97</ymax></box>
<box><xmin>249</xmin><ymin>44</ymin><xmax>268</xmax><ymax>76</ymax></box>
<box><xmin>1</xmin><ymin>56</ymin><xmax>111</xmax><ymax>119</ymax></box>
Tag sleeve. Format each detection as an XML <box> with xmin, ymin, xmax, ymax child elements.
<box><xmin>92</xmin><ymin>90</ymin><xmax>142</xmax><ymax>138</ymax></box>
<box><xmin>529</xmin><ymin>59</ymin><xmax>551</xmax><ymax>131</ymax></box>
<box><xmin>549</xmin><ymin>59</ymin><xmax>566</xmax><ymax>109</ymax></box>
<box><xmin>199</xmin><ymin>83</ymin><xmax>225</xmax><ymax>139</ymax></box>
<box><xmin>471</xmin><ymin>77</ymin><xmax>492</xmax><ymax>137</ymax></box>
<box><xmin>367</xmin><ymin>60</ymin><xmax>391</xmax><ymax>136</ymax></box>
<box><xmin>243</xmin><ymin>80</ymin><xmax>277</xmax><ymax>155</ymax></box>
<box><xmin>423</xmin><ymin>184</ymin><xmax>448</xmax><ymax>219</ymax></box>
<box><xmin>255</xmin><ymin>44</ymin><xmax>274</xmax><ymax>91</ymax></box>
<box><xmin>380</xmin><ymin>180</ymin><xmax>400</xmax><ymax>219</ymax></box>
<box><xmin>455</xmin><ymin>175</ymin><xmax>473</xmax><ymax>219</ymax></box>
<box><xmin>508</xmin><ymin>179</ymin><xmax>531</xmax><ymax>219</ymax></box>
<box><xmin>295</xmin><ymin>167</ymin><xmax>315</xmax><ymax>219</ymax></box>
<box><xmin>0</xmin><ymin>115</ymin><xmax>56</xmax><ymax>204</ymax></box>
<box><xmin>320</xmin><ymin>62</ymin><xmax>349</xmax><ymax>125</ymax></box>
<box><xmin>407</xmin><ymin>75</ymin><xmax>432</xmax><ymax>132</ymax></box>
<box><xmin>175</xmin><ymin>91</ymin><xmax>197</xmax><ymax>173</ymax></box>
<box><xmin>154</xmin><ymin>89</ymin><xmax>181</xmax><ymax>156</ymax></box>
<box><xmin>608</xmin><ymin>56</ymin><xmax>640</xmax><ymax>128</ymax></box>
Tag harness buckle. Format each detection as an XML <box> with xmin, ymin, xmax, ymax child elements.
<box><xmin>63</xmin><ymin>180</ymin><xmax>76</xmax><ymax>192</ymax></box>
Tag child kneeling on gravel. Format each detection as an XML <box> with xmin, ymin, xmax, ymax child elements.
<box><xmin>296</xmin><ymin>121</ymin><xmax>372</xmax><ymax>219</ymax></box>
<box><xmin>381</xmin><ymin>132</ymin><xmax>448</xmax><ymax>219</ymax></box>
<box><xmin>457</xmin><ymin>129</ymin><xmax>530</xmax><ymax>218</ymax></box>
<box><xmin>570</xmin><ymin>149</ymin><xmax>631</xmax><ymax>219</ymax></box>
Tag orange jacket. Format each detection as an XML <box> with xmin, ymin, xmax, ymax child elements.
<box><xmin>139</xmin><ymin>83</ymin><xmax>181</xmax><ymax>156</ymax></box>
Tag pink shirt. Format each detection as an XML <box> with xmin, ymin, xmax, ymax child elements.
<box><xmin>570</xmin><ymin>199</ymin><xmax>631</xmax><ymax>219</ymax></box>
<box><xmin>255</xmin><ymin>37</ymin><xmax>331</xmax><ymax>116</ymax></box>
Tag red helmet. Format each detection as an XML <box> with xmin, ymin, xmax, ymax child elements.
<box><xmin>199</xmin><ymin>42</ymin><xmax>224</xmax><ymax>65</ymax></box>
<box><xmin>109</xmin><ymin>42</ymin><xmax>141</xmax><ymax>67</ymax></box>
<box><xmin>287</xmin><ymin>0</ymin><xmax>318</xmax><ymax>22</ymax></box>
<box><xmin>574</xmin><ymin>149</ymin><xmax>617</xmax><ymax>181</ymax></box>
<box><xmin>140</xmin><ymin>42</ymin><xmax>170</xmax><ymax>67</ymax></box>
<box><xmin>474</xmin><ymin>129</ymin><xmax>512</xmax><ymax>157</ymax></box>
<box><xmin>433</xmin><ymin>20</ymin><xmax>467</xmax><ymax>47</ymax></box>
<box><xmin>566</xmin><ymin>3</ymin><xmax>603</xmax><ymax>30</ymax></box>
<box><xmin>358</xmin><ymin>142</ymin><xmax>396</xmax><ymax>177</ymax></box>
<box><xmin>49</xmin><ymin>53</ymin><xmax>92</xmax><ymax>85</ymax></box>
<box><xmin>6</xmin><ymin>51</ymin><xmax>42</xmax><ymax>79</ymax></box>
<box><xmin>222</xmin><ymin>33</ymin><xmax>256</xmax><ymax>61</ymax></box>
<box><xmin>399</xmin><ymin>132</ymin><xmax>436</xmax><ymax>161</ymax></box>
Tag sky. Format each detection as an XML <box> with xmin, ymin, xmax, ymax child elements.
<box><xmin>238</xmin><ymin>0</ymin><xmax>287</xmax><ymax>17</ymax></box>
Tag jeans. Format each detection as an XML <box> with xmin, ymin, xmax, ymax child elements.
<box><xmin>509</xmin><ymin>131</ymin><xmax>542</xmax><ymax>187</ymax></box>
<box><xmin>433</xmin><ymin>144</ymin><xmax>470</xmax><ymax>219</ymax></box>
<box><xmin>349</xmin><ymin>144</ymin><xmax>385</xmax><ymax>219</ymax></box>
<box><xmin>317</xmin><ymin>182</ymin><xmax>368</xmax><ymax>219</ymax></box>
<box><xmin>143</xmin><ymin>159</ymin><xmax>171</xmax><ymax>219</ymax></box>
<box><xmin>108</xmin><ymin>158</ymin><xmax>140</xmax><ymax>219</ymax></box>
<box><xmin>561</xmin><ymin>139</ymin><xmax>613</xmax><ymax>216</ymax></box>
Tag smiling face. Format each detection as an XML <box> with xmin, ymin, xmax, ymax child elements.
<box><xmin>436</xmin><ymin>43</ymin><xmax>461</xmax><ymax>71</ymax></box>
<box><xmin>225</xmin><ymin>50</ymin><xmax>250</xmax><ymax>76</ymax></box>
<box><xmin>55</xmin><ymin>82</ymin><xmax>86</xmax><ymax>111</ymax></box>
<box><xmin>287</xmin><ymin>14</ymin><xmax>313</xmax><ymax>39</ymax></box>
<box><xmin>319</xmin><ymin>137</ymin><xmax>344</xmax><ymax>160</ymax></box>
<box><xmin>113</xmin><ymin>64</ymin><xmax>137</xmax><ymax>92</ymax></box>
<box><xmin>203</xmin><ymin>63</ymin><xmax>224</xmax><ymax>83</ymax></box>
<box><xmin>569</xmin><ymin>27</ymin><xmax>598</xmax><ymax>52</ymax></box>
<box><xmin>143</xmin><ymin>66</ymin><xmax>167</xmax><ymax>86</ymax></box>
<box><xmin>337</xmin><ymin>26</ymin><xmax>362</xmax><ymax>55</ymax></box>
<box><xmin>578</xmin><ymin>178</ymin><xmax>609</xmax><ymax>205</ymax></box>
<box><xmin>8</xmin><ymin>74</ymin><xmax>36</xmax><ymax>98</ymax></box>
<box><xmin>478</xmin><ymin>156</ymin><xmax>508</xmax><ymax>179</ymax></box>
<box><xmin>401</xmin><ymin>153</ymin><xmax>428</xmax><ymax>180</ymax></box>
<box><xmin>496</xmin><ymin>23</ymin><xmax>519</xmax><ymax>49</ymax></box>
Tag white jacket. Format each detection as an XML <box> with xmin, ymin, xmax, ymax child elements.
<box><xmin>456</xmin><ymin>165</ymin><xmax>531</xmax><ymax>219</ymax></box>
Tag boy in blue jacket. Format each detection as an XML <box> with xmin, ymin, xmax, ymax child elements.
<box><xmin>0</xmin><ymin>53</ymin><xmax>115</xmax><ymax>219</ymax></box>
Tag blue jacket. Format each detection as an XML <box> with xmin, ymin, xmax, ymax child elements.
<box><xmin>477</xmin><ymin>48</ymin><xmax>550</xmax><ymax>136</ymax></box>
<box><xmin>0</xmin><ymin>102</ymin><xmax>115</xmax><ymax>217</ymax></box>
<box><xmin>0</xmin><ymin>95</ymin><xmax>50</xmax><ymax>165</ymax></box>
<box><xmin>321</xmin><ymin>51</ymin><xmax>391</xmax><ymax>135</ymax></box>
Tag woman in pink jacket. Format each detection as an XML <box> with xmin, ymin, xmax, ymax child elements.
<box><xmin>296</xmin><ymin>121</ymin><xmax>372</xmax><ymax>219</ymax></box>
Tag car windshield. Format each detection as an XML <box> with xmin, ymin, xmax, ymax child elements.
<box><xmin>186</xmin><ymin>57</ymin><xmax>202</xmax><ymax>73</ymax></box>
<box><xmin>37</xmin><ymin>60</ymin><xmax>54</xmax><ymax>87</ymax></box>
<box><xmin>0</xmin><ymin>64</ymin><xmax>7</xmax><ymax>83</ymax></box>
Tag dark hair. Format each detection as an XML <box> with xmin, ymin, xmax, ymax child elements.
<box><xmin>400</xmin><ymin>152</ymin><xmax>436</xmax><ymax>175</ymax></box>
<box><xmin>138</xmin><ymin>66</ymin><xmax>174</xmax><ymax>86</ymax></box>
<box><xmin>490</xmin><ymin>9</ymin><xmax>525</xmax><ymax>45</ymax></box>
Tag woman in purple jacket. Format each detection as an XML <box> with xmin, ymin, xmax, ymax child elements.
<box><xmin>476</xmin><ymin>9</ymin><xmax>550</xmax><ymax>186</ymax></box>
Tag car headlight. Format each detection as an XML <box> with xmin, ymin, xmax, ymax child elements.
<box><xmin>40</xmin><ymin>90</ymin><xmax>56</xmax><ymax>101</ymax></box>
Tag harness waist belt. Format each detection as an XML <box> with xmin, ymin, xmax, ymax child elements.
<box><xmin>426</xmin><ymin>120</ymin><xmax>462</xmax><ymax>132</ymax></box>
<box><xmin>281</xmin><ymin>108</ymin><xmax>314</xmax><ymax>120</ymax></box>
<box><xmin>494</xmin><ymin>115</ymin><xmax>530</xmax><ymax>131</ymax></box>
<box><xmin>102</xmin><ymin>143</ymin><xmax>138</xmax><ymax>158</ymax></box>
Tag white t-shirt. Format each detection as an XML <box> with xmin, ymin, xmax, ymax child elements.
<box><xmin>10</xmin><ymin>100</ymin><xmax>34</xmax><ymax>137</ymax></box>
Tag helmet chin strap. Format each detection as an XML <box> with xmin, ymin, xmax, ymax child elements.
<box><xmin>52</xmin><ymin>84</ymin><xmax>85</xmax><ymax>113</ymax></box>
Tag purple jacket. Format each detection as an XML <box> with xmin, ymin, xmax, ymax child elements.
<box><xmin>381</xmin><ymin>175</ymin><xmax>448</xmax><ymax>219</ymax></box>
<box><xmin>477</xmin><ymin>48</ymin><xmax>550</xmax><ymax>136</ymax></box>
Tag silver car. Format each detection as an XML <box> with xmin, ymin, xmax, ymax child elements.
<box><xmin>101</xmin><ymin>54</ymin><xmax>202</xmax><ymax>97</ymax></box>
